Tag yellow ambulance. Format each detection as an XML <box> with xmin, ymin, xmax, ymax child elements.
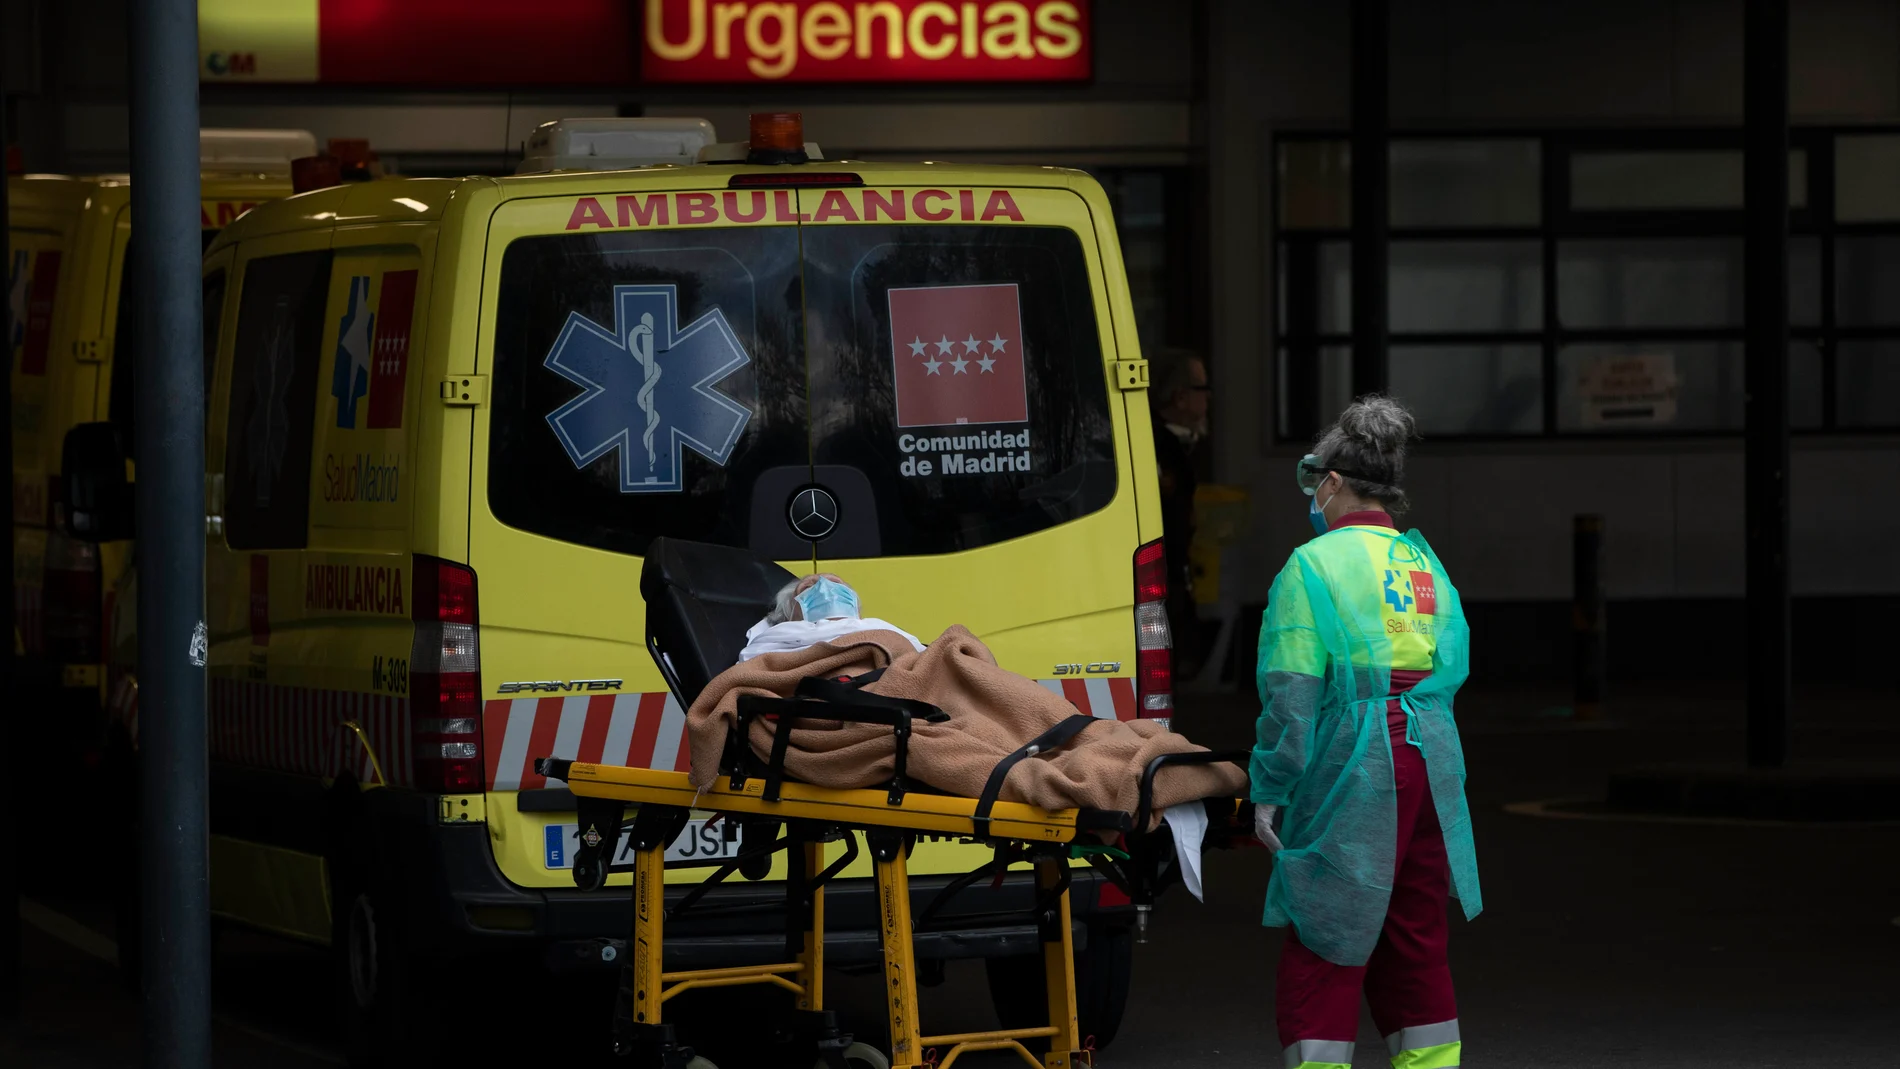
<box><xmin>8</xmin><ymin>128</ymin><xmax>312</xmax><ymax>756</ymax></box>
<box><xmin>70</xmin><ymin>116</ymin><xmax>1176</xmax><ymax>1064</ymax></box>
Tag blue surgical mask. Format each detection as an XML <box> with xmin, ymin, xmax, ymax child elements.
<box><xmin>1308</xmin><ymin>484</ymin><xmax>1337</xmax><ymax>537</ymax></box>
<box><xmin>796</xmin><ymin>577</ymin><xmax>860</xmax><ymax>621</ymax></box>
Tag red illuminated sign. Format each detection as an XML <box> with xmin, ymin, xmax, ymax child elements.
<box><xmin>199</xmin><ymin>0</ymin><xmax>637</xmax><ymax>86</ymax></box>
<box><xmin>202</xmin><ymin>0</ymin><xmax>1085</xmax><ymax>85</ymax></box>
<box><xmin>642</xmin><ymin>0</ymin><xmax>1091</xmax><ymax>83</ymax></box>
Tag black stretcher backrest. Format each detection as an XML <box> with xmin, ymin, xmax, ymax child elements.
<box><xmin>640</xmin><ymin>537</ymin><xmax>798</xmax><ymax>706</ymax></box>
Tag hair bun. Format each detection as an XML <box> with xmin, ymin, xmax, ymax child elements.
<box><xmin>1336</xmin><ymin>394</ymin><xmax>1416</xmax><ymax>452</ymax></box>
<box><xmin>1312</xmin><ymin>393</ymin><xmax>1418</xmax><ymax>516</ymax></box>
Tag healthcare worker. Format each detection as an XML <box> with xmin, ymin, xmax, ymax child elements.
<box><xmin>1252</xmin><ymin>396</ymin><xmax>1481</xmax><ymax>1069</ymax></box>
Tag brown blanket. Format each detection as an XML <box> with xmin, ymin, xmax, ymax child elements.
<box><xmin>684</xmin><ymin>625</ymin><xmax>1247</xmax><ymax>826</ymax></box>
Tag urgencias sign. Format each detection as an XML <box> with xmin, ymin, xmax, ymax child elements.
<box><xmin>643</xmin><ymin>0</ymin><xmax>1091</xmax><ymax>82</ymax></box>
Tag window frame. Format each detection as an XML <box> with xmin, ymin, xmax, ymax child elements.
<box><xmin>1271</xmin><ymin>125</ymin><xmax>1900</xmax><ymax>440</ymax></box>
<box><xmin>220</xmin><ymin>246</ymin><xmax>336</xmax><ymax>551</ymax></box>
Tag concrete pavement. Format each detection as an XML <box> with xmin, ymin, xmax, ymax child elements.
<box><xmin>7</xmin><ymin>682</ymin><xmax>1897</xmax><ymax>1067</ymax></box>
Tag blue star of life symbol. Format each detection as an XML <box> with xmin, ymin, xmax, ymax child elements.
<box><xmin>331</xmin><ymin>276</ymin><xmax>373</xmax><ymax>428</ymax></box>
<box><xmin>1382</xmin><ymin>569</ymin><xmax>1413</xmax><ymax>613</ymax></box>
<box><xmin>543</xmin><ymin>284</ymin><xmax>751</xmax><ymax>494</ymax></box>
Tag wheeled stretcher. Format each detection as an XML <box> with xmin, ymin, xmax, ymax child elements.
<box><xmin>541</xmin><ymin>539</ymin><xmax>1251</xmax><ymax>1069</ymax></box>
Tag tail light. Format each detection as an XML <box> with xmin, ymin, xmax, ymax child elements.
<box><xmin>1133</xmin><ymin>539</ymin><xmax>1173</xmax><ymax>723</ymax></box>
<box><xmin>411</xmin><ymin>556</ymin><xmax>482</xmax><ymax>792</ymax></box>
<box><xmin>43</xmin><ymin>529</ymin><xmax>102</xmax><ymax>663</ymax></box>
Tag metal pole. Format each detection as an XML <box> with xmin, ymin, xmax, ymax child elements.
<box><xmin>1350</xmin><ymin>0</ymin><xmax>1389</xmax><ymax>398</ymax></box>
<box><xmin>0</xmin><ymin>8</ymin><xmax>19</xmax><ymax>1021</ymax></box>
<box><xmin>1573</xmin><ymin>515</ymin><xmax>1606</xmax><ymax>722</ymax></box>
<box><xmin>1744</xmin><ymin>0</ymin><xmax>1791</xmax><ymax>770</ymax></box>
<box><xmin>127</xmin><ymin>0</ymin><xmax>210</xmax><ymax>1064</ymax></box>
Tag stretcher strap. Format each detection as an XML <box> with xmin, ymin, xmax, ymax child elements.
<box><xmin>794</xmin><ymin>672</ymin><xmax>941</xmax><ymax>722</ymax></box>
<box><xmin>742</xmin><ymin>676</ymin><xmax>948</xmax><ymax>805</ymax></box>
<box><xmin>972</xmin><ymin>715</ymin><xmax>1096</xmax><ymax>840</ymax></box>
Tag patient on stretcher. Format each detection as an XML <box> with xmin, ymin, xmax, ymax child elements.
<box><xmin>693</xmin><ymin>575</ymin><xmax>1248</xmax><ymax>832</ymax></box>
<box><xmin>738</xmin><ymin>574</ymin><xmax>925</xmax><ymax>662</ymax></box>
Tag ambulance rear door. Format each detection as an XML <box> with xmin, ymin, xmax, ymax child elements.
<box><xmin>796</xmin><ymin>181</ymin><xmax>1152</xmax><ymax>876</ymax></box>
<box><xmin>10</xmin><ymin>180</ymin><xmax>84</xmax><ymax>663</ymax></box>
<box><xmin>468</xmin><ymin>183</ymin><xmax>818</xmax><ymax>889</ymax></box>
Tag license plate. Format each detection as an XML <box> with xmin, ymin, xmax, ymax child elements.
<box><xmin>543</xmin><ymin>817</ymin><xmax>741</xmax><ymax>870</ymax></box>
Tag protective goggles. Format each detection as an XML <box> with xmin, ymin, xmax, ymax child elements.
<box><xmin>1295</xmin><ymin>454</ymin><xmax>1372</xmax><ymax>496</ymax></box>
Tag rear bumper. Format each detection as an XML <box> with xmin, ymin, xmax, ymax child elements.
<box><xmin>375</xmin><ymin>794</ymin><xmax>1126</xmax><ymax>972</ymax></box>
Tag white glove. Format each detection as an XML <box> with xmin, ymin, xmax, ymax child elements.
<box><xmin>1254</xmin><ymin>804</ymin><xmax>1283</xmax><ymax>852</ymax></box>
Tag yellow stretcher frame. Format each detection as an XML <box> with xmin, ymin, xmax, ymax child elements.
<box><xmin>550</xmin><ymin>758</ymin><xmax>1100</xmax><ymax>1069</ymax></box>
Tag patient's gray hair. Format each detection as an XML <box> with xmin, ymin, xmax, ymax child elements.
<box><xmin>764</xmin><ymin>577</ymin><xmax>804</xmax><ymax>626</ymax></box>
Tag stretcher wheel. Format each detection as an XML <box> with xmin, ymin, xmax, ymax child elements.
<box><xmin>814</xmin><ymin>1042</ymin><xmax>890</xmax><ymax>1069</ymax></box>
<box><xmin>985</xmin><ymin>921</ymin><xmax>1133</xmax><ymax>1051</ymax></box>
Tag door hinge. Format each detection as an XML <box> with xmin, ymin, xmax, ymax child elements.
<box><xmin>439</xmin><ymin>794</ymin><xmax>487</xmax><ymax>824</ymax></box>
<box><xmin>439</xmin><ymin>376</ymin><xmax>487</xmax><ymax>406</ymax></box>
<box><xmin>1114</xmin><ymin>359</ymin><xmax>1150</xmax><ymax>391</ymax></box>
<box><xmin>73</xmin><ymin>337</ymin><xmax>107</xmax><ymax>363</ymax></box>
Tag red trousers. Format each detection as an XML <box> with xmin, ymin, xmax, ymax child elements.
<box><xmin>1276</xmin><ymin>718</ymin><xmax>1457</xmax><ymax>1054</ymax></box>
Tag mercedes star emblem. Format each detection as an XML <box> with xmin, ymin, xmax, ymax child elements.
<box><xmin>788</xmin><ymin>486</ymin><xmax>840</xmax><ymax>541</ymax></box>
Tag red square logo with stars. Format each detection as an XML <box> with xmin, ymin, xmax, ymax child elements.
<box><xmin>1409</xmin><ymin>571</ymin><xmax>1438</xmax><ymax>615</ymax></box>
<box><xmin>366</xmin><ymin>269</ymin><xmax>418</xmax><ymax>429</ymax></box>
<box><xmin>887</xmin><ymin>283</ymin><xmax>1028</xmax><ymax>429</ymax></box>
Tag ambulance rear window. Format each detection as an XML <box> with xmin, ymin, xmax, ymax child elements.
<box><xmin>487</xmin><ymin>221</ymin><xmax>1115</xmax><ymax>559</ymax></box>
<box><xmin>488</xmin><ymin>227</ymin><xmax>808</xmax><ymax>555</ymax></box>
<box><xmin>800</xmin><ymin>224</ymin><xmax>1117</xmax><ymax>556</ymax></box>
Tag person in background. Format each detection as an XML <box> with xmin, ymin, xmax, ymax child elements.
<box><xmin>1251</xmin><ymin>395</ymin><xmax>1481</xmax><ymax>1069</ymax></box>
<box><xmin>738</xmin><ymin>573</ymin><xmax>925</xmax><ymax>661</ymax></box>
<box><xmin>1149</xmin><ymin>347</ymin><xmax>1209</xmax><ymax>676</ymax></box>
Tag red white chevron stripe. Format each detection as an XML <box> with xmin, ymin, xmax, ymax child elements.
<box><xmin>483</xmin><ymin>692</ymin><xmax>692</xmax><ymax>792</ymax></box>
<box><xmin>481</xmin><ymin>678</ymin><xmax>1138</xmax><ymax>792</ymax></box>
<box><xmin>207</xmin><ymin>677</ymin><xmax>410</xmax><ymax>787</ymax></box>
<box><xmin>1036</xmin><ymin>677</ymin><xmax>1138</xmax><ymax>722</ymax></box>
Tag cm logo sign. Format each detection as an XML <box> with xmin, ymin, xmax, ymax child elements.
<box><xmin>204</xmin><ymin>52</ymin><xmax>257</xmax><ymax>77</ymax></box>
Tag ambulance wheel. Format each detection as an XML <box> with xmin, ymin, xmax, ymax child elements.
<box><xmin>982</xmin><ymin>921</ymin><xmax>1134</xmax><ymax>1052</ymax></box>
<box><xmin>333</xmin><ymin>878</ymin><xmax>462</xmax><ymax>1067</ymax></box>
<box><xmin>335</xmin><ymin>886</ymin><xmax>396</xmax><ymax>1066</ymax></box>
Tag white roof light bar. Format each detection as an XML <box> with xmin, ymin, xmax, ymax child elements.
<box><xmin>516</xmin><ymin>118</ymin><xmax>720</xmax><ymax>174</ymax></box>
<box><xmin>199</xmin><ymin>128</ymin><xmax>319</xmax><ymax>174</ymax></box>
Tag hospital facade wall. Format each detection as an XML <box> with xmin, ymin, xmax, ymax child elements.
<box><xmin>15</xmin><ymin>0</ymin><xmax>1201</xmax><ymax>174</ymax></box>
<box><xmin>1211</xmin><ymin>0</ymin><xmax>1900</xmax><ymax>619</ymax></box>
<box><xmin>12</xmin><ymin>0</ymin><xmax>1898</xmax><ymax>622</ymax></box>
